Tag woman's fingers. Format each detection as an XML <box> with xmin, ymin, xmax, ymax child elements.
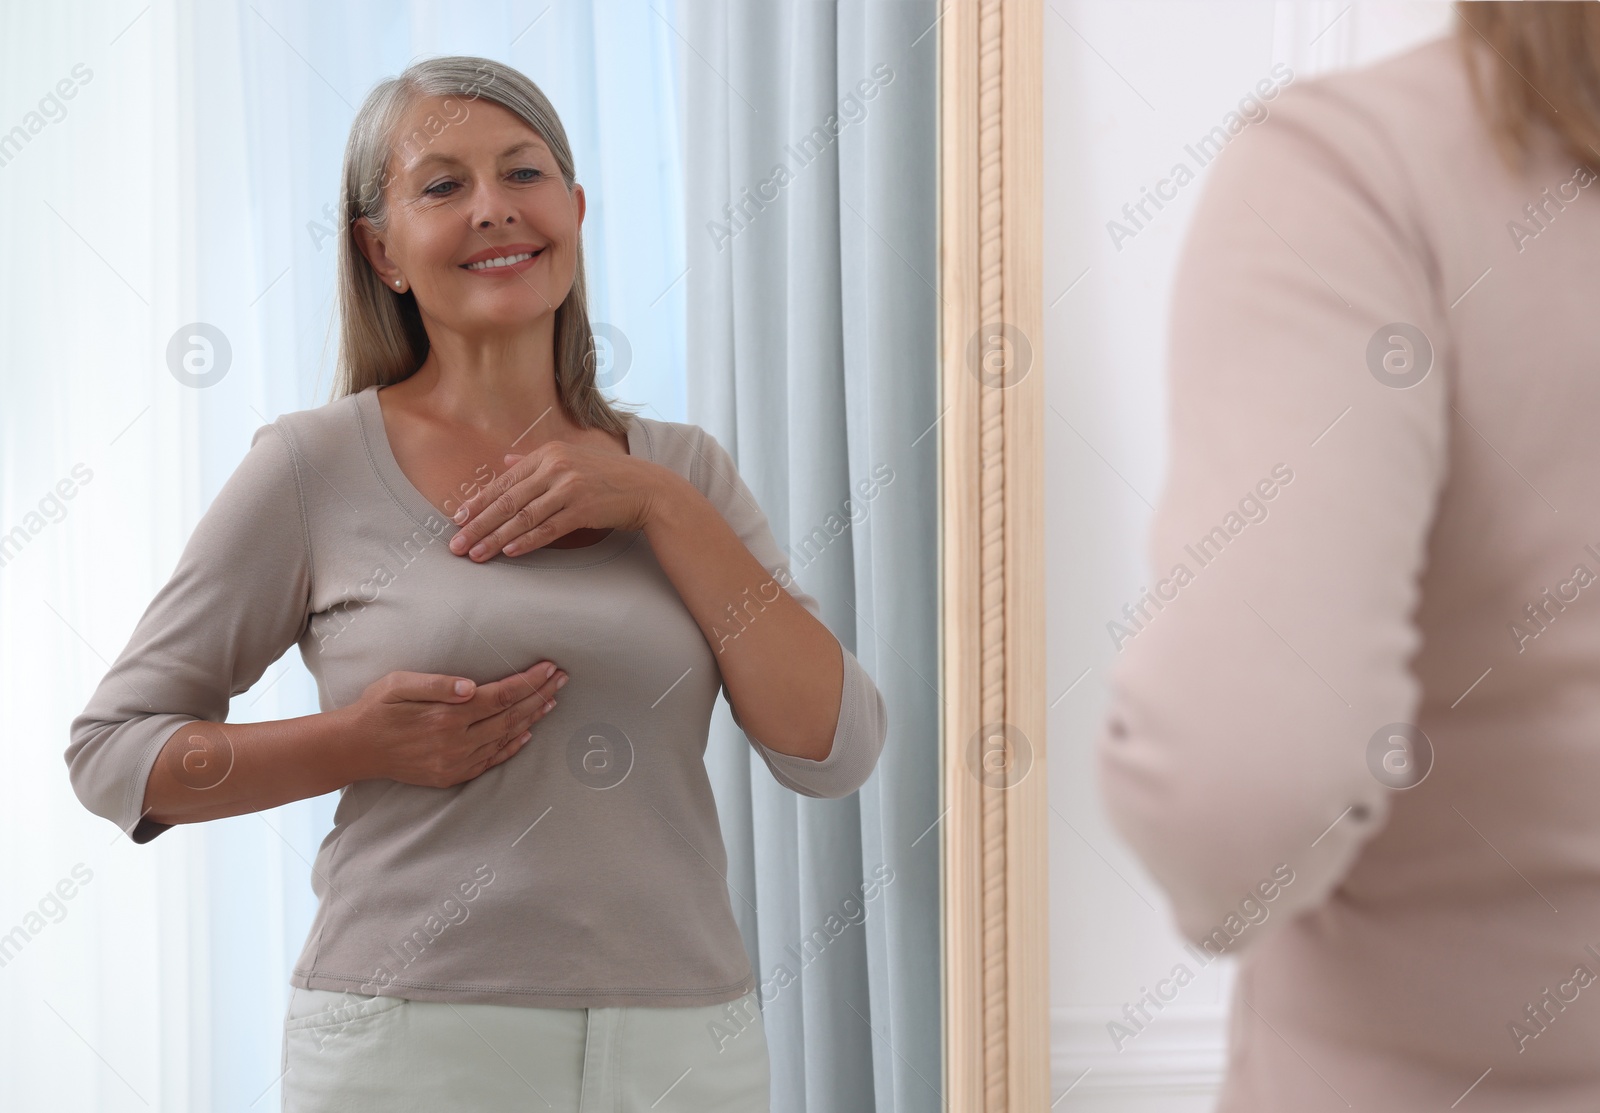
<box><xmin>469</xmin><ymin>669</ymin><xmax>565</xmax><ymax>748</ymax></box>
<box><xmin>451</xmin><ymin>468</ymin><xmax>556</xmax><ymax>559</ymax></box>
<box><xmin>471</xmin><ymin>661</ymin><xmax>559</xmax><ymax>716</ymax></box>
<box><xmin>380</xmin><ymin>670</ymin><xmax>478</xmax><ymax>703</ymax></box>
<box><xmin>459</xmin><ymin>684</ymin><xmax>556</xmax><ymax>779</ymax></box>
<box><xmin>486</xmin><ymin>731</ymin><xmax>533</xmax><ymax>769</ymax></box>
<box><xmin>462</xmin><ymin>705</ymin><xmax>545</xmax><ymax>777</ymax></box>
<box><xmin>453</xmin><ymin>453</ymin><xmax>529</xmax><ymax>526</ymax></box>
<box><xmin>477</xmin><ymin>728</ymin><xmax>533</xmax><ymax>774</ymax></box>
<box><xmin>502</xmin><ymin>508</ymin><xmax>581</xmax><ymax>557</ymax></box>
<box><xmin>466</xmin><ymin>490</ymin><xmax>568</xmax><ymax>559</ymax></box>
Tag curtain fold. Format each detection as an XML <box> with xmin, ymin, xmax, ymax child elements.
<box><xmin>680</xmin><ymin>3</ymin><xmax>941</xmax><ymax>1110</ymax></box>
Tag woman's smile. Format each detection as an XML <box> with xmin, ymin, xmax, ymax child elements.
<box><xmin>459</xmin><ymin>243</ymin><xmax>546</xmax><ymax>275</ymax></box>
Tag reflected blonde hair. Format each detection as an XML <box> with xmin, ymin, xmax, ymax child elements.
<box><xmin>331</xmin><ymin>55</ymin><xmax>637</xmax><ymax>434</ymax></box>
<box><xmin>1456</xmin><ymin>2</ymin><xmax>1600</xmax><ymax>175</ymax></box>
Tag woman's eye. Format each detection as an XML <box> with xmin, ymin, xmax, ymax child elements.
<box><xmin>423</xmin><ymin>170</ymin><xmax>537</xmax><ymax>195</ymax></box>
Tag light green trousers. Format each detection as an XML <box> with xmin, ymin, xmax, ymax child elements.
<box><xmin>280</xmin><ymin>985</ymin><xmax>770</xmax><ymax>1112</ymax></box>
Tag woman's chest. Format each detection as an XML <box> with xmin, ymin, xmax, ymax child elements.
<box><xmin>301</xmin><ymin>521</ymin><xmax>718</xmax><ymax>711</ymax></box>
<box><xmin>383</xmin><ymin>409</ymin><xmax>626</xmax><ymax>550</ymax></box>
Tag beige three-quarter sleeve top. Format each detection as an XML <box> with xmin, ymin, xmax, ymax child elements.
<box><xmin>66</xmin><ymin>383</ymin><xmax>887</xmax><ymax>1009</ymax></box>
<box><xmin>1097</xmin><ymin>33</ymin><xmax>1600</xmax><ymax>1112</ymax></box>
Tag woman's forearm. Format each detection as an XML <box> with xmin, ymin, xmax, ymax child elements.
<box><xmin>141</xmin><ymin>706</ymin><xmax>365</xmax><ymax>826</ymax></box>
<box><xmin>642</xmin><ymin>469</ymin><xmax>843</xmax><ymax>760</ymax></box>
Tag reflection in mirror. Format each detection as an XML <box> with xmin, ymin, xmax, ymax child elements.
<box><xmin>24</xmin><ymin>4</ymin><xmax>938</xmax><ymax>1111</ymax></box>
<box><xmin>1050</xmin><ymin>2</ymin><xmax>1600</xmax><ymax>1109</ymax></box>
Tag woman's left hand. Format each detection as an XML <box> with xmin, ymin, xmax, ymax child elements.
<box><xmin>448</xmin><ymin>441</ymin><xmax>665</xmax><ymax>560</ymax></box>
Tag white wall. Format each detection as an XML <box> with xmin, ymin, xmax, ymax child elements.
<box><xmin>1044</xmin><ymin>3</ymin><xmax>1455</xmax><ymax>1109</ymax></box>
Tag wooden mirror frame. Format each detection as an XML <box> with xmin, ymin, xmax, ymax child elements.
<box><xmin>940</xmin><ymin>0</ymin><xmax>1047</xmax><ymax>1108</ymax></box>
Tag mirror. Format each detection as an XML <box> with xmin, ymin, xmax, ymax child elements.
<box><xmin>23</xmin><ymin>4</ymin><xmax>943</xmax><ymax>1111</ymax></box>
<box><xmin>1043</xmin><ymin>3</ymin><xmax>1564</xmax><ymax>1109</ymax></box>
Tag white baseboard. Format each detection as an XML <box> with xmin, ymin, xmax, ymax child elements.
<box><xmin>1051</xmin><ymin>1006</ymin><xmax>1227</xmax><ymax>1110</ymax></box>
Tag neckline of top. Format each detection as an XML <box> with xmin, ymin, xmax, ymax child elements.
<box><xmin>354</xmin><ymin>383</ymin><xmax>645</xmax><ymax>570</ymax></box>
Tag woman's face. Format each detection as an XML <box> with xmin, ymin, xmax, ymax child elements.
<box><xmin>355</xmin><ymin>93</ymin><xmax>585</xmax><ymax>337</ymax></box>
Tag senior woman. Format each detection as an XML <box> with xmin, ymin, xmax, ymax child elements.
<box><xmin>65</xmin><ymin>55</ymin><xmax>887</xmax><ymax>1112</ymax></box>
<box><xmin>1097</xmin><ymin>5</ymin><xmax>1600</xmax><ymax>1111</ymax></box>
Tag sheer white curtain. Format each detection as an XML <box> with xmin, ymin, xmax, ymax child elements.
<box><xmin>4</xmin><ymin>2</ymin><xmax>684</xmax><ymax>1109</ymax></box>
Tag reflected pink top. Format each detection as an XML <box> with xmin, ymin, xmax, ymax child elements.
<box><xmin>1098</xmin><ymin>33</ymin><xmax>1600</xmax><ymax>1111</ymax></box>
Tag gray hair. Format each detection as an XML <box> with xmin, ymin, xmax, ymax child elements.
<box><xmin>331</xmin><ymin>55</ymin><xmax>637</xmax><ymax>434</ymax></box>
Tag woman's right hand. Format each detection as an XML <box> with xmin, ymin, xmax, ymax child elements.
<box><xmin>341</xmin><ymin>660</ymin><xmax>568</xmax><ymax>788</ymax></box>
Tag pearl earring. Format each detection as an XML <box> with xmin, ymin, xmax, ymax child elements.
<box><xmin>394</xmin><ymin>280</ymin><xmax>403</xmax><ymax>288</ymax></box>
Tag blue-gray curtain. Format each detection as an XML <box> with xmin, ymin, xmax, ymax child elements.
<box><xmin>679</xmin><ymin>2</ymin><xmax>940</xmax><ymax>1110</ymax></box>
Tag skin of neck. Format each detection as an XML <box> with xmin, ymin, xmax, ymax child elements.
<box><xmin>394</xmin><ymin>307</ymin><xmax>583</xmax><ymax>448</ymax></box>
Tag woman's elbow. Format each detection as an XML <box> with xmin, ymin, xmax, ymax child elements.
<box><xmin>1094</xmin><ymin>714</ymin><xmax>1377</xmax><ymax>950</ymax></box>
<box><xmin>64</xmin><ymin>713</ymin><xmax>189</xmax><ymax>839</ymax></box>
<box><xmin>63</xmin><ymin>722</ymin><xmax>126</xmax><ymax>829</ymax></box>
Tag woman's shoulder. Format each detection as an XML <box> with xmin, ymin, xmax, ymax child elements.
<box><xmin>630</xmin><ymin>414</ymin><xmax>734</xmax><ymax>494</ymax></box>
<box><xmin>1283</xmin><ymin>34</ymin><xmax>1468</xmax><ymax>112</ymax></box>
<box><xmin>255</xmin><ymin>387</ymin><xmax>369</xmax><ymax>462</ymax></box>
<box><xmin>1228</xmin><ymin>35</ymin><xmax>1486</xmax><ymax>191</ymax></box>
<box><xmin>221</xmin><ymin>390</ymin><xmax>375</xmax><ymax>528</ymax></box>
